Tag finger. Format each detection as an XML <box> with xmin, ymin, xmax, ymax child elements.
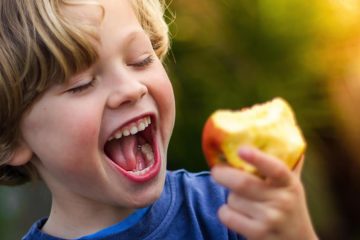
<box><xmin>238</xmin><ymin>146</ymin><xmax>292</xmax><ymax>187</ymax></box>
<box><xmin>218</xmin><ymin>204</ymin><xmax>263</xmax><ymax>239</ymax></box>
<box><xmin>293</xmin><ymin>155</ymin><xmax>304</xmax><ymax>177</ymax></box>
<box><xmin>211</xmin><ymin>164</ymin><xmax>268</xmax><ymax>200</ymax></box>
<box><xmin>227</xmin><ymin>192</ymin><xmax>264</xmax><ymax>218</ymax></box>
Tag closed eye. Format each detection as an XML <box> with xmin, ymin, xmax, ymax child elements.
<box><xmin>130</xmin><ymin>55</ymin><xmax>154</xmax><ymax>68</ymax></box>
<box><xmin>67</xmin><ymin>78</ymin><xmax>96</xmax><ymax>94</ymax></box>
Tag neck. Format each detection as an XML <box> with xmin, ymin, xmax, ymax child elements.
<box><xmin>42</xmin><ymin>196</ymin><xmax>134</xmax><ymax>239</ymax></box>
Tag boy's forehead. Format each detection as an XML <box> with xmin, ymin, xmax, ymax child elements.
<box><xmin>96</xmin><ymin>1</ymin><xmax>146</xmax><ymax>54</ymax></box>
<box><xmin>62</xmin><ymin>0</ymin><xmax>142</xmax><ymax>39</ymax></box>
<box><xmin>60</xmin><ymin>0</ymin><xmax>138</xmax><ymax>26</ymax></box>
<box><xmin>60</xmin><ymin>0</ymin><xmax>145</xmax><ymax>53</ymax></box>
<box><xmin>60</xmin><ymin>1</ymin><xmax>103</xmax><ymax>26</ymax></box>
<box><xmin>100</xmin><ymin>0</ymin><xmax>140</xmax><ymax>29</ymax></box>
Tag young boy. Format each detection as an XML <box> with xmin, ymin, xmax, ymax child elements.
<box><xmin>0</xmin><ymin>0</ymin><xmax>318</xmax><ymax>239</ymax></box>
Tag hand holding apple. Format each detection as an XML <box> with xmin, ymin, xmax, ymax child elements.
<box><xmin>211</xmin><ymin>147</ymin><xmax>318</xmax><ymax>240</ymax></box>
<box><xmin>203</xmin><ymin>98</ymin><xmax>317</xmax><ymax>239</ymax></box>
<box><xmin>202</xmin><ymin>97</ymin><xmax>306</xmax><ymax>175</ymax></box>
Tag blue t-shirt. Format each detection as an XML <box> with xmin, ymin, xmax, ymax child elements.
<box><xmin>23</xmin><ymin>170</ymin><xmax>245</xmax><ymax>240</ymax></box>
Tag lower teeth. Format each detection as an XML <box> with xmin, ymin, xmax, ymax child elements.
<box><xmin>130</xmin><ymin>143</ymin><xmax>154</xmax><ymax>175</ymax></box>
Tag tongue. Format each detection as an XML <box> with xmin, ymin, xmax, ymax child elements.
<box><xmin>105</xmin><ymin>136</ymin><xmax>138</xmax><ymax>171</ymax></box>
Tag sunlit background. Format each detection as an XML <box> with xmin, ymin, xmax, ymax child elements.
<box><xmin>1</xmin><ymin>0</ymin><xmax>360</xmax><ymax>239</ymax></box>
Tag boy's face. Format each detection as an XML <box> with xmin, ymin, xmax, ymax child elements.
<box><xmin>20</xmin><ymin>0</ymin><xmax>175</xmax><ymax>211</ymax></box>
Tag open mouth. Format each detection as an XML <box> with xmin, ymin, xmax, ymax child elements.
<box><xmin>104</xmin><ymin>115</ymin><xmax>159</xmax><ymax>180</ymax></box>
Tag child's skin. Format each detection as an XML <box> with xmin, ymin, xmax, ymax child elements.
<box><xmin>9</xmin><ymin>0</ymin><xmax>317</xmax><ymax>239</ymax></box>
<box><xmin>212</xmin><ymin>148</ymin><xmax>317</xmax><ymax>239</ymax></box>
<box><xmin>12</xmin><ymin>0</ymin><xmax>175</xmax><ymax>238</ymax></box>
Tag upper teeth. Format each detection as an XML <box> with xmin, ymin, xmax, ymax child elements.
<box><xmin>109</xmin><ymin>116</ymin><xmax>151</xmax><ymax>141</ymax></box>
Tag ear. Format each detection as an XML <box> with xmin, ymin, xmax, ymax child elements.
<box><xmin>7</xmin><ymin>140</ymin><xmax>33</xmax><ymax>166</ymax></box>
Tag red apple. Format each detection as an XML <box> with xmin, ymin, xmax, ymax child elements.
<box><xmin>202</xmin><ymin>97</ymin><xmax>306</xmax><ymax>174</ymax></box>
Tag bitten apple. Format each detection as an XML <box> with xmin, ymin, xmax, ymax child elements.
<box><xmin>202</xmin><ymin>97</ymin><xmax>306</xmax><ymax>174</ymax></box>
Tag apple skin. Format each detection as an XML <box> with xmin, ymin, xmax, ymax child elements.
<box><xmin>202</xmin><ymin>119</ymin><xmax>227</xmax><ymax>167</ymax></box>
<box><xmin>201</xmin><ymin>98</ymin><xmax>306</xmax><ymax>175</ymax></box>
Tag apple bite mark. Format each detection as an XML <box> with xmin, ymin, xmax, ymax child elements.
<box><xmin>104</xmin><ymin>116</ymin><xmax>160</xmax><ymax>181</ymax></box>
<box><xmin>202</xmin><ymin>98</ymin><xmax>307</xmax><ymax>175</ymax></box>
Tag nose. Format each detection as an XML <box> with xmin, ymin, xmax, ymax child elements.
<box><xmin>106</xmin><ymin>79</ymin><xmax>148</xmax><ymax>109</ymax></box>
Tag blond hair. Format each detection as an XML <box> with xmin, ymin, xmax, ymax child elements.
<box><xmin>0</xmin><ymin>0</ymin><xmax>170</xmax><ymax>185</ymax></box>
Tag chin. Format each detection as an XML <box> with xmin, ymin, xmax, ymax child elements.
<box><xmin>129</xmin><ymin>164</ymin><xmax>166</xmax><ymax>208</ymax></box>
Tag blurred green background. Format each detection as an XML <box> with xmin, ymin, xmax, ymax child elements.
<box><xmin>1</xmin><ymin>0</ymin><xmax>360</xmax><ymax>239</ymax></box>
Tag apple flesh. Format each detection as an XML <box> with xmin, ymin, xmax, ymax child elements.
<box><xmin>202</xmin><ymin>97</ymin><xmax>306</xmax><ymax>174</ymax></box>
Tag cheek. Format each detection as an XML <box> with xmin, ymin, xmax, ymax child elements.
<box><xmin>65</xmin><ymin>115</ymin><xmax>99</xmax><ymax>147</ymax></box>
<box><xmin>152</xmin><ymin>68</ymin><xmax>176</xmax><ymax>143</ymax></box>
<box><xmin>155</xmin><ymin>65</ymin><xmax>176</xmax><ymax>114</ymax></box>
<box><xmin>158</xmin><ymin>81</ymin><xmax>175</xmax><ymax>116</ymax></box>
<box><xmin>22</xmin><ymin>99</ymin><xmax>101</xmax><ymax>164</ymax></box>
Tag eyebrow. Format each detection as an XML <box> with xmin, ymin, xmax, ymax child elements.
<box><xmin>63</xmin><ymin>31</ymin><xmax>149</xmax><ymax>85</ymax></box>
<box><xmin>119</xmin><ymin>29</ymin><xmax>151</xmax><ymax>50</ymax></box>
